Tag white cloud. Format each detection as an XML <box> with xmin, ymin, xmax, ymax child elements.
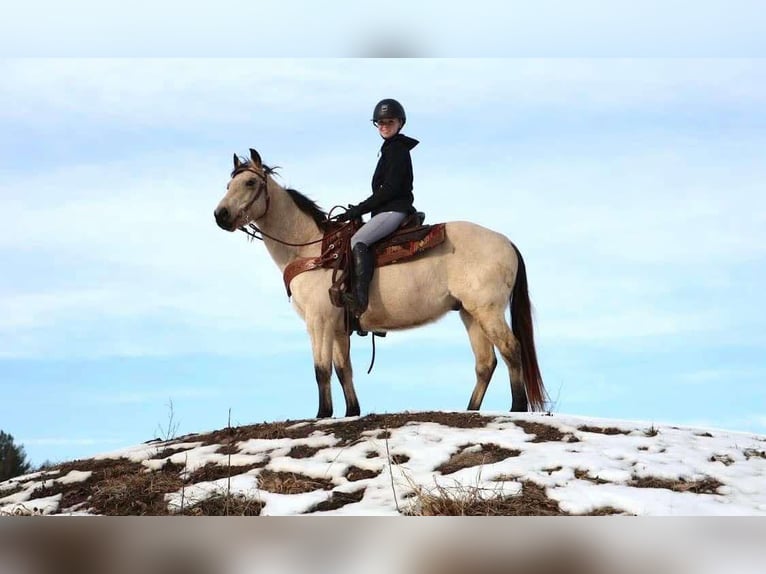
<box><xmin>2</xmin><ymin>59</ymin><xmax>764</xmax><ymax>128</ymax></box>
<box><xmin>1</xmin><ymin>58</ymin><xmax>764</xmax><ymax>362</ymax></box>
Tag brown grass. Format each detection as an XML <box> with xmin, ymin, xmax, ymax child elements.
<box><xmin>578</xmin><ymin>425</ymin><xmax>631</xmax><ymax>435</ymax></box>
<box><xmin>215</xmin><ymin>443</ymin><xmax>241</xmax><ymax>456</ymax></box>
<box><xmin>0</xmin><ymin>484</ymin><xmax>25</xmax><ymax>499</ymax></box>
<box><xmin>185</xmin><ymin>462</ymin><xmax>265</xmax><ymax>484</ymax></box>
<box><xmin>512</xmin><ymin>420</ymin><xmax>568</xmax><ymax>442</ymax></box>
<box><xmin>180</xmin><ymin>493</ymin><xmax>264</xmax><ymax>516</ymax></box>
<box><xmin>574</xmin><ymin>468</ymin><xmax>610</xmax><ymax>484</ymax></box>
<box><xmin>409</xmin><ymin>480</ymin><xmax>568</xmax><ymax>516</ymax></box>
<box><xmin>344</xmin><ymin>466</ymin><xmax>381</xmax><ymax>481</ymax></box>
<box><xmin>585</xmin><ymin>506</ymin><xmax>634</xmax><ymax>516</ymax></box>
<box><xmin>744</xmin><ymin>449</ymin><xmax>765</xmax><ymax>460</ymax></box>
<box><xmin>90</xmin><ymin>463</ymin><xmax>184</xmax><ymax>516</ymax></box>
<box><xmin>199</xmin><ymin>419</ymin><xmax>317</xmax><ymax>445</ymax></box>
<box><xmin>435</xmin><ymin>443</ymin><xmax>521</xmax><ymax>475</ymax></box>
<box><xmin>709</xmin><ymin>454</ymin><xmax>735</xmax><ymax>466</ymax></box>
<box><xmin>629</xmin><ymin>475</ymin><xmax>723</xmax><ymax>494</ymax></box>
<box><xmin>327</xmin><ymin>412</ymin><xmax>491</xmax><ymax>446</ymax></box>
<box><xmin>287</xmin><ymin>445</ymin><xmax>323</xmax><ymax>458</ymax></box>
<box><xmin>257</xmin><ymin>470</ymin><xmax>334</xmax><ymax>494</ymax></box>
<box><xmin>149</xmin><ymin>447</ymin><xmax>193</xmax><ymax>460</ymax></box>
<box><xmin>29</xmin><ymin>458</ymin><xmax>186</xmax><ymax>515</ymax></box>
<box><xmin>305</xmin><ymin>488</ymin><xmax>366</xmax><ymax>513</ymax></box>
<box><xmin>644</xmin><ymin>425</ymin><xmax>659</xmax><ymax>437</ymax></box>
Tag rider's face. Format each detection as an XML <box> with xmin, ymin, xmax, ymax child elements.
<box><xmin>375</xmin><ymin>118</ymin><xmax>402</xmax><ymax>139</ymax></box>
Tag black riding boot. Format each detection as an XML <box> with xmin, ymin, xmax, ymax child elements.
<box><xmin>350</xmin><ymin>242</ymin><xmax>374</xmax><ymax>316</ymax></box>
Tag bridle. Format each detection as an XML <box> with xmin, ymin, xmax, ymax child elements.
<box><xmin>230</xmin><ymin>164</ymin><xmax>270</xmax><ymax>220</ymax></box>
<box><xmin>230</xmin><ymin>165</ymin><xmax>330</xmax><ymax>247</ymax></box>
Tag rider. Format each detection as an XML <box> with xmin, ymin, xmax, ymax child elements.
<box><xmin>333</xmin><ymin>98</ymin><xmax>419</xmax><ymax>317</ymax></box>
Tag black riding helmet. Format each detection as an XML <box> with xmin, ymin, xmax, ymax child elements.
<box><xmin>372</xmin><ymin>98</ymin><xmax>406</xmax><ymax>127</ymax></box>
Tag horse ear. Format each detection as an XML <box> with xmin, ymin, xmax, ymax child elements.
<box><xmin>233</xmin><ymin>153</ymin><xmax>241</xmax><ymax>169</ymax></box>
<box><xmin>249</xmin><ymin>148</ymin><xmax>263</xmax><ymax>168</ymax></box>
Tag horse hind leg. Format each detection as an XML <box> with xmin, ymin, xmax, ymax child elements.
<box><xmin>460</xmin><ymin>309</ymin><xmax>498</xmax><ymax>410</ymax></box>
<box><xmin>332</xmin><ymin>332</ymin><xmax>360</xmax><ymax>417</ymax></box>
<box><xmin>472</xmin><ymin>307</ymin><xmax>528</xmax><ymax>412</ymax></box>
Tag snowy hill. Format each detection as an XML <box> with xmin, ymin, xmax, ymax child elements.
<box><xmin>2</xmin><ymin>411</ymin><xmax>765</xmax><ymax>516</ymax></box>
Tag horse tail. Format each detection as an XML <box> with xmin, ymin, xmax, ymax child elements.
<box><xmin>510</xmin><ymin>242</ymin><xmax>547</xmax><ymax>411</ymax></box>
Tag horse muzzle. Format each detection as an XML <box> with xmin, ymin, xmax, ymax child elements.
<box><xmin>214</xmin><ymin>206</ymin><xmax>237</xmax><ymax>231</ymax></box>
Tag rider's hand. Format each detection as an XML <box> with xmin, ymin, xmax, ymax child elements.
<box><xmin>333</xmin><ymin>204</ymin><xmax>362</xmax><ymax>222</ymax></box>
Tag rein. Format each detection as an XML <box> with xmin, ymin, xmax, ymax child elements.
<box><xmin>232</xmin><ymin>164</ymin><xmax>329</xmax><ymax>247</ymax></box>
<box><xmin>238</xmin><ymin>223</ymin><xmax>326</xmax><ymax>247</ymax></box>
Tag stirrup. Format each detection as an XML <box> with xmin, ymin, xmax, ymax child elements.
<box><xmin>348</xmin><ymin>313</ymin><xmax>368</xmax><ymax>336</ymax></box>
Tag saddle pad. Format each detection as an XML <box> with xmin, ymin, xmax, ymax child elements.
<box><xmin>375</xmin><ymin>223</ymin><xmax>446</xmax><ymax>267</ymax></box>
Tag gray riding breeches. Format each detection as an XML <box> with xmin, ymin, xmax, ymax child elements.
<box><xmin>350</xmin><ymin>211</ymin><xmax>408</xmax><ymax>248</ymax></box>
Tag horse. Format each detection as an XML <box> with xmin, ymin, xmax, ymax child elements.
<box><xmin>214</xmin><ymin>148</ymin><xmax>547</xmax><ymax>418</ymax></box>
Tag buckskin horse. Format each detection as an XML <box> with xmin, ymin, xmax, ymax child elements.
<box><xmin>214</xmin><ymin>148</ymin><xmax>547</xmax><ymax>418</ymax></box>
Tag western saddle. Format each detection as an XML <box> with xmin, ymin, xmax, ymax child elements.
<box><xmin>283</xmin><ymin>212</ymin><xmax>446</xmax><ymax>334</ymax></box>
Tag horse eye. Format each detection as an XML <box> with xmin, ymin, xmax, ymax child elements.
<box><xmin>246</xmin><ymin>179</ymin><xmax>256</xmax><ymax>187</ymax></box>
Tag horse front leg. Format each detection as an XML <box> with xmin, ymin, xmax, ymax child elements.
<box><xmin>333</xmin><ymin>332</ymin><xmax>360</xmax><ymax>417</ymax></box>
<box><xmin>308</xmin><ymin>317</ymin><xmax>335</xmax><ymax>418</ymax></box>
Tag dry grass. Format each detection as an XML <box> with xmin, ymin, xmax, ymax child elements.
<box><xmin>574</xmin><ymin>468</ymin><xmax>610</xmax><ymax>485</ymax></box>
<box><xmin>305</xmin><ymin>488</ymin><xmax>366</xmax><ymax>513</ymax></box>
<box><xmin>390</xmin><ymin>453</ymin><xmax>410</xmax><ymax>464</ymax></box>
<box><xmin>180</xmin><ymin>492</ymin><xmax>264</xmax><ymax>516</ymax></box>
<box><xmin>512</xmin><ymin>420</ymin><xmax>568</xmax><ymax>442</ymax></box>
<box><xmin>743</xmin><ymin>449</ymin><xmax>765</xmax><ymax>460</ymax></box>
<box><xmin>644</xmin><ymin>425</ymin><xmax>659</xmax><ymax>437</ymax></box>
<box><xmin>257</xmin><ymin>470</ymin><xmax>334</xmax><ymax>494</ymax></box>
<box><xmin>185</xmin><ymin>462</ymin><xmax>264</xmax><ymax>484</ymax></box>
<box><xmin>407</xmin><ymin>480</ymin><xmax>569</xmax><ymax>516</ymax></box>
<box><xmin>0</xmin><ymin>483</ymin><xmax>25</xmax><ymax>499</ymax></box>
<box><xmin>215</xmin><ymin>443</ymin><xmax>241</xmax><ymax>456</ymax></box>
<box><xmin>91</xmin><ymin>465</ymin><xmax>183</xmax><ymax>516</ymax></box>
<box><xmin>287</xmin><ymin>445</ymin><xmax>323</xmax><ymax>459</ymax></box>
<box><xmin>30</xmin><ymin>458</ymin><xmax>185</xmax><ymax>515</ymax></box>
<box><xmin>629</xmin><ymin>475</ymin><xmax>723</xmax><ymax>495</ymax></box>
<box><xmin>435</xmin><ymin>443</ymin><xmax>521</xmax><ymax>475</ymax></box>
<box><xmin>328</xmin><ymin>411</ymin><xmax>491</xmax><ymax>446</ymax></box>
<box><xmin>709</xmin><ymin>454</ymin><xmax>735</xmax><ymax>466</ymax></box>
<box><xmin>344</xmin><ymin>466</ymin><xmax>381</xmax><ymax>481</ymax></box>
<box><xmin>577</xmin><ymin>425</ymin><xmax>631</xmax><ymax>436</ymax></box>
<box><xmin>149</xmin><ymin>447</ymin><xmax>193</xmax><ymax>460</ymax></box>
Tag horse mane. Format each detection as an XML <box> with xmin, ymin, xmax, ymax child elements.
<box><xmin>285</xmin><ymin>188</ymin><xmax>329</xmax><ymax>231</ymax></box>
<box><xmin>232</xmin><ymin>158</ymin><xmax>329</xmax><ymax>232</ymax></box>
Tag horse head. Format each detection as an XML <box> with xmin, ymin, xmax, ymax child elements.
<box><xmin>214</xmin><ymin>148</ymin><xmax>270</xmax><ymax>231</ymax></box>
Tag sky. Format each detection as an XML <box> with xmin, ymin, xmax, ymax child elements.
<box><xmin>1</xmin><ymin>0</ymin><xmax>765</xmax><ymax>466</ymax></box>
<box><xmin>2</xmin><ymin>411</ymin><xmax>765</xmax><ymax>518</ymax></box>
<box><xmin>1</xmin><ymin>56</ymin><xmax>764</xmax><ymax>466</ymax></box>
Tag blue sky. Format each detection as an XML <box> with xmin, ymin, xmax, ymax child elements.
<box><xmin>1</xmin><ymin>57</ymin><xmax>765</xmax><ymax>465</ymax></box>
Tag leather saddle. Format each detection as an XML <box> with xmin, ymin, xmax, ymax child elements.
<box><xmin>282</xmin><ymin>212</ymin><xmax>446</xmax><ymax>305</ymax></box>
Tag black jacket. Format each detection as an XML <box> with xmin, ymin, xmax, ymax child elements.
<box><xmin>355</xmin><ymin>133</ymin><xmax>419</xmax><ymax>216</ymax></box>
